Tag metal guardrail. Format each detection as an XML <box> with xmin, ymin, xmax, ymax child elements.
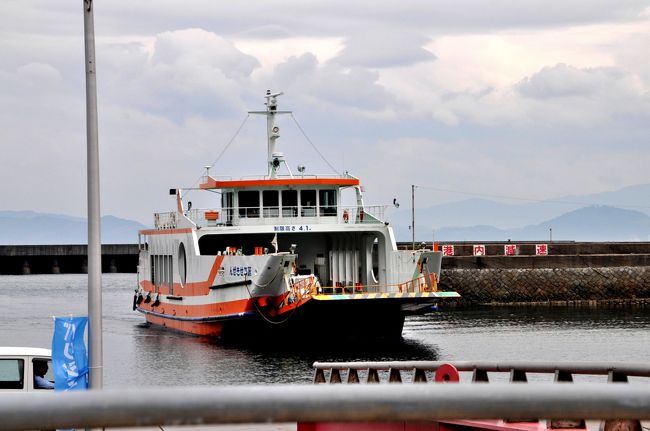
<box><xmin>1</xmin><ymin>384</ymin><xmax>650</xmax><ymax>430</ymax></box>
<box><xmin>312</xmin><ymin>360</ymin><xmax>650</xmax><ymax>383</ymax></box>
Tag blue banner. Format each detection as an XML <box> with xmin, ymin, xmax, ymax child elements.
<box><xmin>52</xmin><ymin>316</ymin><xmax>88</xmax><ymax>391</ymax></box>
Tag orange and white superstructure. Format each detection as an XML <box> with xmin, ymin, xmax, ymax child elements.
<box><xmin>134</xmin><ymin>91</ymin><xmax>459</xmax><ymax>338</ymax></box>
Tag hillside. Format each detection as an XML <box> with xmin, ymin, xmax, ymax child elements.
<box><xmin>0</xmin><ymin>211</ymin><xmax>146</xmax><ymax>244</ymax></box>
<box><xmin>432</xmin><ymin>206</ymin><xmax>650</xmax><ymax>242</ymax></box>
<box><xmin>388</xmin><ymin>182</ymin><xmax>650</xmax><ymax>241</ymax></box>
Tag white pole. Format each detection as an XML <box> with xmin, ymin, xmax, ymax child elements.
<box><xmin>411</xmin><ymin>185</ymin><xmax>415</xmax><ymax>250</ymax></box>
<box><xmin>83</xmin><ymin>0</ymin><xmax>103</xmax><ymax>390</ymax></box>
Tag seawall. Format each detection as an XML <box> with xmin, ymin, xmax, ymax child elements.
<box><xmin>0</xmin><ymin>244</ymin><xmax>139</xmax><ymax>274</ymax></box>
<box><xmin>433</xmin><ymin>241</ymin><xmax>650</xmax><ymax>305</ymax></box>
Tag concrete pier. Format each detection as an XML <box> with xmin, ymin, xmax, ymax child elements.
<box><xmin>0</xmin><ymin>244</ymin><xmax>138</xmax><ymax>275</ymax></box>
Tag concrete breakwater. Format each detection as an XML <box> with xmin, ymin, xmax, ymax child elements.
<box><xmin>1</xmin><ymin>242</ymin><xmax>649</xmax><ymax>306</ymax></box>
<box><xmin>0</xmin><ymin>244</ymin><xmax>138</xmax><ymax>274</ymax></box>
<box><xmin>437</xmin><ymin>242</ymin><xmax>650</xmax><ymax>305</ymax></box>
<box><xmin>442</xmin><ymin>266</ymin><xmax>650</xmax><ymax>304</ymax></box>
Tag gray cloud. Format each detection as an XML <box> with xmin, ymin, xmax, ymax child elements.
<box><xmin>267</xmin><ymin>53</ymin><xmax>396</xmax><ymax>111</ymax></box>
<box><xmin>331</xmin><ymin>30</ymin><xmax>435</xmax><ymax>68</ymax></box>
<box><xmin>99</xmin><ymin>29</ymin><xmax>259</xmax><ymax>122</ymax></box>
<box><xmin>89</xmin><ymin>1</ymin><xmax>650</xmax><ymax>39</ymax></box>
<box><xmin>517</xmin><ymin>64</ymin><xmax>631</xmax><ymax>99</ymax></box>
<box><xmin>1</xmin><ymin>1</ymin><xmax>649</xmax><ymax>224</ymax></box>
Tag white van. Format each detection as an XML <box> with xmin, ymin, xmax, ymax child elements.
<box><xmin>0</xmin><ymin>347</ymin><xmax>54</xmax><ymax>392</ymax></box>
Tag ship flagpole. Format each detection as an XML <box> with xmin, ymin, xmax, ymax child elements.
<box><xmin>83</xmin><ymin>0</ymin><xmax>103</xmax><ymax>390</ymax></box>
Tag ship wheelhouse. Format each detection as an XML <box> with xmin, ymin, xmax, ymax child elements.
<box><xmin>190</xmin><ymin>175</ymin><xmax>395</xmax><ymax>290</ymax></box>
<box><xmin>200</xmin><ymin>176</ymin><xmax>368</xmax><ymax>226</ymax></box>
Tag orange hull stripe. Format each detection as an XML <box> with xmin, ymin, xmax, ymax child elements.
<box><xmin>140</xmin><ymin>255</ymin><xmax>225</xmax><ymax>297</ymax></box>
<box><xmin>139</xmin><ymin>297</ymin><xmax>254</xmax><ymax>318</ymax></box>
<box><xmin>145</xmin><ymin>314</ymin><xmax>225</xmax><ymax>336</ymax></box>
<box><xmin>200</xmin><ymin>177</ymin><xmax>360</xmax><ymax>189</ymax></box>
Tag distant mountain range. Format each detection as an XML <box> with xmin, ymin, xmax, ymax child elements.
<box><xmin>2</xmin><ymin>183</ymin><xmax>649</xmax><ymax>244</ymax></box>
<box><xmin>429</xmin><ymin>206</ymin><xmax>650</xmax><ymax>242</ymax></box>
<box><xmin>387</xmin><ymin>183</ymin><xmax>650</xmax><ymax>242</ymax></box>
<box><xmin>0</xmin><ymin>211</ymin><xmax>146</xmax><ymax>244</ymax></box>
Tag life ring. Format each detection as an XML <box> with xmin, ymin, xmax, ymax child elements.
<box><xmin>343</xmin><ymin>210</ymin><xmax>349</xmax><ymax>223</ymax></box>
<box><xmin>435</xmin><ymin>363</ymin><xmax>460</xmax><ymax>383</ymax></box>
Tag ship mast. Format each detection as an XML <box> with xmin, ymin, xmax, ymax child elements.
<box><xmin>249</xmin><ymin>90</ymin><xmax>292</xmax><ymax>178</ymax></box>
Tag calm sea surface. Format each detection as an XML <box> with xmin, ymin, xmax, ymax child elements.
<box><xmin>1</xmin><ymin>273</ymin><xmax>649</xmax><ymax>388</ymax></box>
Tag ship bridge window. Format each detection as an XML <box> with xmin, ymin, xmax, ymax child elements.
<box><xmin>262</xmin><ymin>190</ymin><xmax>279</xmax><ymax>218</ymax></box>
<box><xmin>282</xmin><ymin>190</ymin><xmax>298</xmax><ymax>217</ymax></box>
<box><xmin>222</xmin><ymin>192</ymin><xmax>234</xmax><ymax>225</ymax></box>
<box><xmin>238</xmin><ymin>191</ymin><xmax>259</xmax><ymax>218</ymax></box>
<box><xmin>319</xmin><ymin>189</ymin><xmax>337</xmax><ymax>216</ymax></box>
<box><xmin>300</xmin><ymin>190</ymin><xmax>316</xmax><ymax>217</ymax></box>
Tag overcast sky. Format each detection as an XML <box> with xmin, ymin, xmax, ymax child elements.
<box><xmin>1</xmin><ymin>1</ymin><xmax>649</xmax><ymax>224</ymax></box>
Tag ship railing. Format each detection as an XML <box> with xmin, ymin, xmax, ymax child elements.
<box><xmin>182</xmin><ymin>205</ymin><xmax>388</xmax><ymax>227</ymax></box>
<box><xmin>153</xmin><ymin>211</ymin><xmax>179</xmax><ymax>229</ymax></box>
<box><xmin>340</xmin><ymin>205</ymin><xmax>386</xmax><ymax>224</ymax></box>
<box><xmin>320</xmin><ymin>273</ymin><xmax>438</xmax><ymax>295</ymax></box>
<box><xmin>289</xmin><ymin>275</ymin><xmax>317</xmax><ymax>302</ymax></box>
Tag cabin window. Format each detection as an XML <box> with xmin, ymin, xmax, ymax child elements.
<box><xmin>238</xmin><ymin>191</ymin><xmax>259</xmax><ymax>218</ymax></box>
<box><xmin>319</xmin><ymin>189</ymin><xmax>337</xmax><ymax>216</ymax></box>
<box><xmin>0</xmin><ymin>359</ymin><xmax>24</xmax><ymax>390</ymax></box>
<box><xmin>281</xmin><ymin>190</ymin><xmax>298</xmax><ymax>217</ymax></box>
<box><xmin>300</xmin><ymin>190</ymin><xmax>317</xmax><ymax>217</ymax></box>
<box><xmin>262</xmin><ymin>190</ymin><xmax>279</xmax><ymax>218</ymax></box>
<box><xmin>222</xmin><ymin>192</ymin><xmax>234</xmax><ymax>225</ymax></box>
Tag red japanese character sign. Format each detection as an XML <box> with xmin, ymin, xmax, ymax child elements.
<box><xmin>442</xmin><ymin>245</ymin><xmax>454</xmax><ymax>256</ymax></box>
<box><xmin>473</xmin><ymin>244</ymin><xmax>486</xmax><ymax>256</ymax></box>
<box><xmin>535</xmin><ymin>244</ymin><xmax>548</xmax><ymax>255</ymax></box>
<box><xmin>504</xmin><ymin>244</ymin><xmax>517</xmax><ymax>256</ymax></box>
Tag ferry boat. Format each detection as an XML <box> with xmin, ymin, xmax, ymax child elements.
<box><xmin>133</xmin><ymin>91</ymin><xmax>459</xmax><ymax>338</ymax></box>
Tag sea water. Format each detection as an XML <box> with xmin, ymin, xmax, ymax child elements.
<box><xmin>0</xmin><ymin>273</ymin><xmax>648</xmax><ymax>388</ymax></box>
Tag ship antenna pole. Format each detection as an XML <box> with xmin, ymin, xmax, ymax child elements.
<box><xmin>83</xmin><ymin>0</ymin><xmax>103</xmax><ymax>390</ymax></box>
<box><xmin>249</xmin><ymin>91</ymin><xmax>291</xmax><ymax>179</ymax></box>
